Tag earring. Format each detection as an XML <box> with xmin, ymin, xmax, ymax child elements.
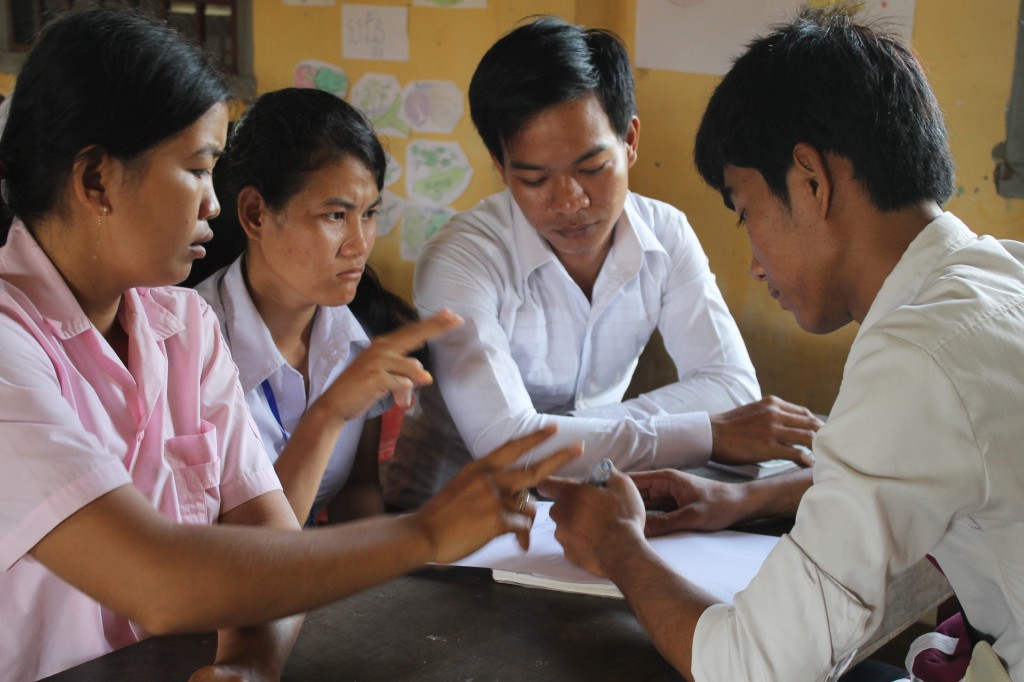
<box><xmin>94</xmin><ymin>207</ymin><xmax>109</xmax><ymax>260</ymax></box>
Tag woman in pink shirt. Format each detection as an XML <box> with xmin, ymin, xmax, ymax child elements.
<box><xmin>0</xmin><ymin>7</ymin><xmax>577</xmax><ymax>680</ymax></box>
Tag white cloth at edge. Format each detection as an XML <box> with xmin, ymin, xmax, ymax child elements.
<box><xmin>385</xmin><ymin>189</ymin><xmax>759</xmax><ymax>508</ymax></box>
<box><xmin>692</xmin><ymin>213</ymin><xmax>1024</xmax><ymax>681</ymax></box>
<box><xmin>196</xmin><ymin>256</ymin><xmax>390</xmax><ymax>509</ymax></box>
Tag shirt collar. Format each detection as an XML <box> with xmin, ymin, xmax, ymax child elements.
<box><xmin>857</xmin><ymin>212</ymin><xmax>977</xmax><ymax>341</ymax></box>
<box><xmin>509</xmin><ymin>190</ymin><xmax>668</xmax><ymax>282</ymax></box>
<box><xmin>207</xmin><ymin>255</ymin><xmax>370</xmax><ymax>393</ymax></box>
<box><xmin>0</xmin><ymin>219</ymin><xmax>183</xmax><ymax>341</ymax></box>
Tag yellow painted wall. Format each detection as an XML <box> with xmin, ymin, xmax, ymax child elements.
<box><xmin>254</xmin><ymin>0</ymin><xmax>577</xmax><ymax>297</ymax></box>
<box><xmin>624</xmin><ymin>2</ymin><xmax>1024</xmax><ymax>414</ymax></box>
<box><xmin>252</xmin><ymin>0</ymin><xmax>1021</xmax><ymax>416</ymax></box>
<box><xmin>1</xmin><ymin>2</ymin><xmax>1015</xmax><ymax>416</ymax></box>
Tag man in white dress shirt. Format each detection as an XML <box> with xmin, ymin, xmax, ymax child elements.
<box><xmin>385</xmin><ymin>16</ymin><xmax>820</xmax><ymax>509</ymax></box>
<box><xmin>541</xmin><ymin>6</ymin><xmax>1024</xmax><ymax>681</ymax></box>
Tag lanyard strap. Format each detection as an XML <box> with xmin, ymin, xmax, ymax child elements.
<box><xmin>261</xmin><ymin>377</ymin><xmax>319</xmax><ymax>526</ymax></box>
<box><xmin>260</xmin><ymin>378</ymin><xmax>290</xmax><ymax>443</ymax></box>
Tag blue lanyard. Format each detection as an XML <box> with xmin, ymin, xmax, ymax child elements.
<box><xmin>261</xmin><ymin>377</ymin><xmax>319</xmax><ymax>526</ymax></box>
<box><xmin>260</xmin><ymin>378</ymin><xmax>290</xmax><ymax>443</ymax></box>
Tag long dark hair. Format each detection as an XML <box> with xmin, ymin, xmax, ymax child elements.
<box><xmin>0</xmin><ymin>6</ymin><xmax>229</xmax><ymax>240</ymax></box>
<box><xmin>187</xmin><ymin>88</ymin><xmax>422</xmax><ymax>359</ymax></box>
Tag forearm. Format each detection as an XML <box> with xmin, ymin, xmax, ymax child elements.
<box><xmin>273</xmin><ymin>401</ymin><xmax>347</xmax><ymax>523</ymax></box>
<box><xmin>155</xmin><ymin>513</ymin><xmax>433</xmax><ymax>632</ymax></box>
<box><xmin>327</xmin><ymin>481</ymin><xmax>385</xmax><ymax>522</ymax></box>
<box><xmin>210</xmin><ymin>493</ymin><xmax>305</xmax><ymax>677</ymax></box>
<box><xmin>600</xmin><ymin>538</ymin><xmax>716</xmax><ymax>679</ymax></box>
<box><xmin>576</xmin><ymin>371</ymin><xmax>757</xmax><ymax>423</ymax></box>
<box><xmin>32</xmin><ymin>486</ymin><xmax>435</xmax><ymax>636</ymax></box>
<box><xmin>733</xmin><ymin>468</ymin><xmax>812</xmax><ymax>524</ymax></box>
<box><xmin>211</xmin><ymin>617</ymin><xmax>303</xmax><ymax>680</ymax></box>
<box><xmin>328</xmin><ymin>417</ymin><xmax>386</xmax><ymax>523</ymax></box>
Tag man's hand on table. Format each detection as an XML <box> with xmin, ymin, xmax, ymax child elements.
<box><xmin>710</xmin><ymin>395</ymin><xmax>821</xmax><ymax>466</ymax></box>
<box><xmin>629</xmin><ymin>468</ymin><xmax>814</xmax><ymax>537</ymax></box>
<box><xmin>630</xmin><ymin>470</ymin><xmax>747</xmax><ymax>536</ymax></box>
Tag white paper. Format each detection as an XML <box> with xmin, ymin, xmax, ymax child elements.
<box><xmin>350</xmin><ymin>74</ymin><xmax>409</xmax><ymax>138</ymax></box>
<box><xmin>455</xmin><ymin>501</ymin><xmax>778</xmax><ymax>604</ymax></box>
<box><xmin>342</xmin><ymin>4</ymin><xmax>409</xmax><ymax>62</ymax></box>
<box><xmin>401</xmin><ymin>81</ymin><xmax>464</xmax><ymax>134</ymax></box>
<box><xmin>294</xmin><ymin>60</ymin><xmax>349</xmax><ymax>97</ymax></box>
<box><xmin>405</xmin><ymin>140</ymin><xmax>473</xmax><ymax>206</ymax></box>
<box><xmin>383</xmin><ymin>151</ymin><xmax>402</xmax><ymax>188</ymax></box>
<box><xmin>413</xmin><ymin>0</ymin><xmax>486</xmax><ymax>6</ymax></box>
<box><xmin>377</xmin><ymin>189</ymin><xmax>405</xmax><ymax>237</ymax></box>
<box><xmin>400</xmin><ymin>203</ymin><xmax>454</xmax><ymax>261</ymax></box>
<box><xmin>636</xmin><ymin>0</ymin><xmax>916</xmax><ymax>76</ymax></box>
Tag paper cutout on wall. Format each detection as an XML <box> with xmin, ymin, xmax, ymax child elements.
<box><xmin>377</xmin><ymin>189</ymin><xmax>405</xmax><ymax>237</ymax></box>
<box><xmin>294</xmin><ymin>60</ymin><xmax>349</xmax><ymax>98</ymax></box>
<box><xmin>405</xmin><ymin>140</ymin><xmax>472</xmax><ymax>206</ymax></box>
<box><xmin>401</xmin><ymin>203</ymin><xmax>455</xmax><ymax>261</ymax></box>
<box><xmin>350</xmin><ymin>74</ymin><xmax>409</xmax><ymax>138</ymax></box>
<box><xmin>342</xmin><ymin>4</ymin><xmax>409</xmax><ymax>62</ymax></box>
<box><xmin>412</xmin><ymin>0</ymin><xmax>487</xmax><ymax>8</ymax></box>
<box><xmin>635</xmin><ymin>0</ymin><xmax>915</xmax><ymax>76</ymax></box>
<box><xmin>400</xmin><ymin>81</ymin><xmax>464</xmax><ymax>134</ymax></box>
<box><xmin>383</xmin><ymin>152</ymin><xmax>402</xmax><ymax>188</ymax></box>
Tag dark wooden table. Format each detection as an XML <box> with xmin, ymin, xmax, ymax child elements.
<box><xmin>44</xmin><ymin>566</ymin><xmax>684</xmax><ymax>682</ymax></box>
<box><xmin>46</xmin><ymin>467</ymin><xmax>951</xmax><ymax>681</ymax></box>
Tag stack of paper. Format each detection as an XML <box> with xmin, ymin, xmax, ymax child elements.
<box><xmin>454</xmin><ymin>501</ymin><xmax>778</xmax><ymax>603</ymax></box>
<box><xmin>706</xmin><ymin>445</ymin><xmax>813</xmax><ymax>479</ymax></box>
<box><xmin>707</xmin><ymin>458</ymin><xmax>800</xmax><ymax>479</ymax></box>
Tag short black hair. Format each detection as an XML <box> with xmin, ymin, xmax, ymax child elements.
<box><xmin>694</xmin><ymin>5</ymin><xmax>955</xmax><ymax>211</ymax></box>
<box><xmin>468</xmin><ymin>16</ymin><xmax>636</xmax><ymax>165</ymax></box>
<box><xmin>0</xmin><ymin>6</ymin><xmax>229</xmax><ymax>237</ymax></box>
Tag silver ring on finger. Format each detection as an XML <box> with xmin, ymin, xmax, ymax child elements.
<box><xmin>516</xmin><ymin>489</ymin><xmax>530</xmax><ymax>514</ymax></box>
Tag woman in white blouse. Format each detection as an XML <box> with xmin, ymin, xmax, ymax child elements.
<box><xmin>194</xmin><ymin>88</ymin><xmax>434</xmax><ymax>524</ymax></box>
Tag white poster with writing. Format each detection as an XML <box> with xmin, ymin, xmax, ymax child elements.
<box><xmin>636</xmin><ymin>0</ymin><xmax>916</xmax><ymax>76</ymax></box>
<box><xmin>342</xmin><ymin>4</ymin><xmax>409</xmax><ymax>62</ymax></box>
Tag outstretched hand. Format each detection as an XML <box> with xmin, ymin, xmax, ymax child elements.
<box><xmin>710</xmin><ymin>395</ymin><xmax>821</xmax><ymax>466</ymax></box>
<box><xmin>322</xmin><ymin>309</ymin><xmax>462</xmax><ymax>422</ymax></box>
<box><xmin>414</xmin><ymin>427</ymin><xmax>582</xmax><ymax>565</ymax></box>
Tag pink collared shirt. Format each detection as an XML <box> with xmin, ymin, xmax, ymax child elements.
<box><xmin>0</xmin><ymin>221</ymin><xmax>282</xmax><ymax>680</ymax></box>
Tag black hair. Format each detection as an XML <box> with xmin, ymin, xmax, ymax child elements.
<box><xmin>468</xmin><ymin>15</ymin><xmax>637</xmax><ymax>165</ymax></box>
<box><xmin>187</xmin><ymin>88</ymin><xmax>422</xmax><ymax>358</ymax></box>
<box><xmin>694</xmin><ymin>4</ymin><xmax>955</xmax><ymax>211</ymax></box>
<box><xmin>0</xmin><ymin>5</ymin><xmax>230</xmax><ymax>241</ymax></box>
